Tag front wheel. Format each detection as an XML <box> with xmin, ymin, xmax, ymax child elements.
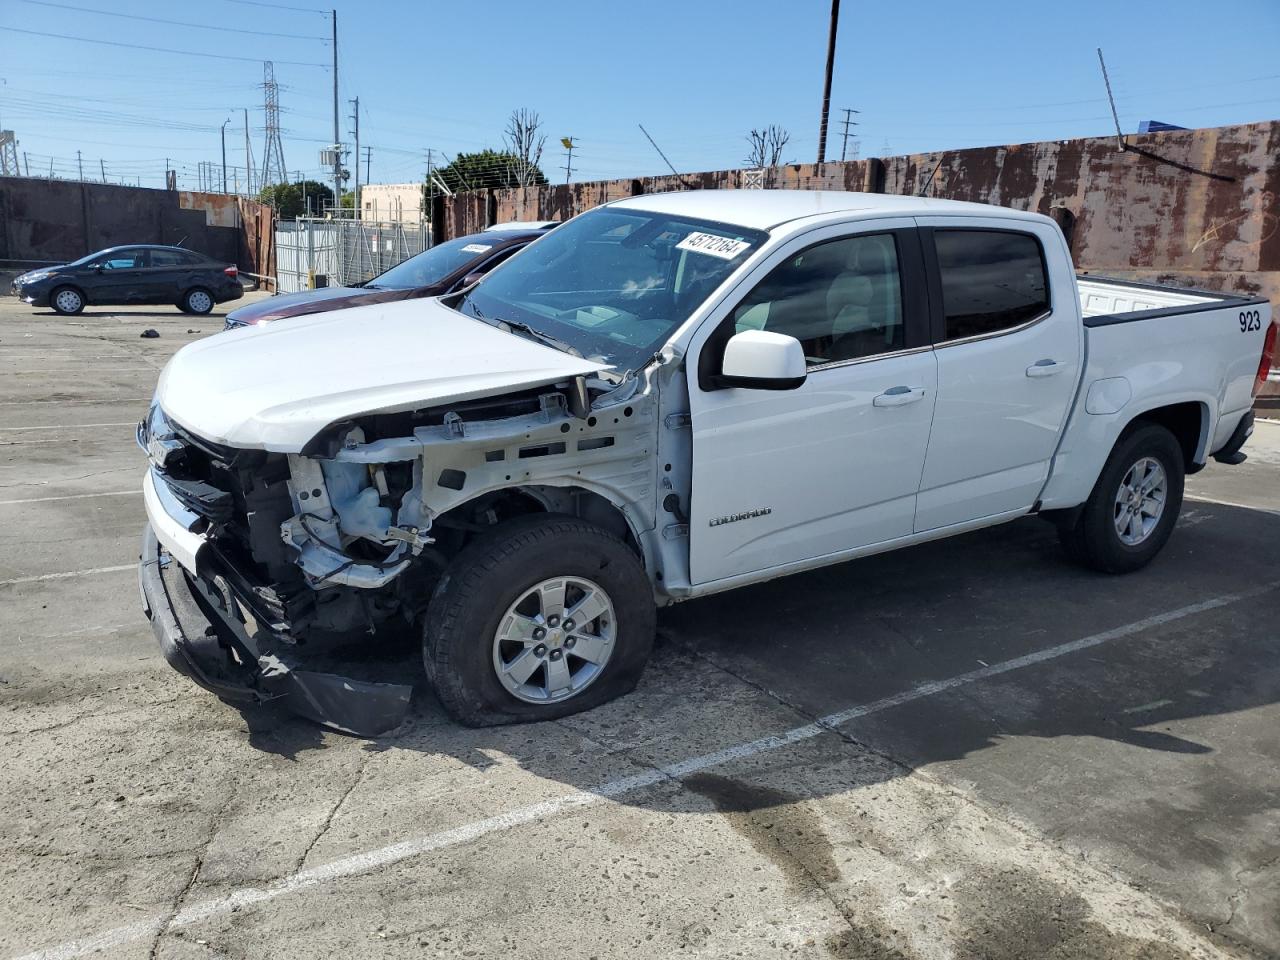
<box><xmin>1058</xmin><ymin>423</ymin><xmax>1185</xmax><ymax>573</ymax></box>
<box><xmin>424</xmin><ymin>515</ymin><xmax>655</xmax><ymax>726</ymax></box>
<box><xmin>50</xmin><ymin>286</ymin><xmax>85</xmax><ymax>315</ymax></box>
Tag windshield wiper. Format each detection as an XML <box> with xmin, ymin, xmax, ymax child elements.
<box><xmin>496</xmin><ymin>318</ymin><xmax>582</xmax><ymax>358</ymax></box>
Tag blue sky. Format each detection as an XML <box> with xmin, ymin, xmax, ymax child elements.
<box><xmin>2</xmin><ymin>0</ymin><xmax>1278</xmax><ymax>191</ymax></box>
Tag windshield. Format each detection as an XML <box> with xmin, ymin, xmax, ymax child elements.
<box><xmin>453</xmin><ymin>207</ymin><xmax>767</xmax><ymax>371</ymax></box>
<box><xmin>369</xmin><ymin>234</ymin><xmax>505</xmax><ymax>289</ymax></box>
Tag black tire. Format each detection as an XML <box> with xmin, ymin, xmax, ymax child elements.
<box><xmin>1058</xmin><ymin>423</ymin><xmax>1185</xmax><ymax>574</ymax></box>
<box><xmin>424</xmin><ymin>514</ymin><xmax>655</xmax><ymax>727</ymax></box>
<box><xmin>181</xmin><ymin>287</ymin><xmax>215</xmax><ymax>315</ymax></box>
<box><xmin>50</xmin><ymin>286</ymin><xmax>85</xmax><ymax>315</ymax></box>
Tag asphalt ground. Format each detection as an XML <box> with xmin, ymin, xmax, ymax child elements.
<box><xmin>1</xmin><ymin>293</ymin><xmax>1278</xmax><ymax>960</ymax></box>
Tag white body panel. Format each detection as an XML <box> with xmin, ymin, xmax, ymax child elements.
<box><xmin>689</xmin><ymin>350</ymin><xmax>938</xmax><ymax>582</ymax></box>
<box><xmin>154</xmin><ymin>297</ymin><xmax>604</xmax><ymax>451</ymax></box>
<box><xmin>913</xmin><ymin>215</ymin><xmax>1083</xmax><ymax>530</ymax></box>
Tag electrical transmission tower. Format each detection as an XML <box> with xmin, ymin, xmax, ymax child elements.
<box><xmin>259</xmin><ymin>61</ymin><xmax>288</xmax><ymax>190</ymax></box>
<box><xmin>0</xmin><ymin>130</ymin><xmax>19</xmax><ymax>177</ymax></box>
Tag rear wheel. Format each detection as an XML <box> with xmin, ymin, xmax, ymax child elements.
<box><xmin>181</xmin><ymin>287</ymin><xmax>214</xmax><ymax>315</ymax></box>
<box><xmin>424</xmin><ymin>515</ymin><xmax>655</xmax><ymax>726</ymax></box>
<box><xmin>1058</xmin><ymin>423</ymin><xmax>1185</xmax><ymax>573</ymax></box>
<box><xmin>50</xmin><ymin>286</ymin><xmax>85</xmax><ymax>315</ymax></box>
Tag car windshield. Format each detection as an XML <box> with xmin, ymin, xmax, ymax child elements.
<box><xmin>453</xmin><ymin>207</ymin><xmax>766</xmax><ymax>371</ymax></box>
<box><xmin>368</xmin><ymin>234</ymin><xmax>507</xmax><ymax>289</ymax></box>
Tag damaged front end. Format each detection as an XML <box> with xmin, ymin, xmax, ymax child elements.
<box><xmin>137</xmin><ymin>372</ymin><xmax>659</xmax><ymax>735</ymax></box>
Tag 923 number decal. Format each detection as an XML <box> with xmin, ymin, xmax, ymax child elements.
<box><xmin>1240</xmin><ymin>309</ymin><xmax>1262</xmax><ymax>333</ymax></box>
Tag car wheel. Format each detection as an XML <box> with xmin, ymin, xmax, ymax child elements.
<box><xmin>181</xmin><ymin>288</ymin><xmax>215</xmax><ymax>315</ymax></box>
<box><xmin>50</xmin><ymin>286</ymin><xmax>85</xmax><ymax>315</ymax></box>
<box><xmin>424</xmin><ymin>514</ymin><xmax>655</xmax><ymax>726</ymax></box>
<box><xmin>1058</xmin><ymin>423</ymin><xmax>1185</xmax><ymax>574</ymax></box>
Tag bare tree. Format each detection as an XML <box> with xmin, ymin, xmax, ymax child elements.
<box><xmin>744</xmin><ymin>125</ymin><xmax>791</xmax><ymax>169</ymax></box>
<box><xmin>504</xmin><ymin>108</ymin><xmax>547</xmax><ymax>189</ymax></box>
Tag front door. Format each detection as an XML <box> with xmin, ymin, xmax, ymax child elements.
<box><xmin>688</xmin><ymin>222</ymin><xmax>937</xmax><ymax>586</ymax></box>
<box><xmin>912</xmin><ymin>219</ymin><xmax>1083</xmax><ymax>531</ymax></box>
<box><xmin>84</xmin><ymin>249</ymin><xmax>148</xmax><ymax>304</ymax></box>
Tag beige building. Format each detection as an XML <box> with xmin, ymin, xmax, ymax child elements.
<box><xmin>358</xmin><ymin>182</ymin><xmax>426</xmax><ymax>224</ymax></box>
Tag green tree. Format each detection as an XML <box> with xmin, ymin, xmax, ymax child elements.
<box><xmin>256</xmin><ymin>180</ymin><xmax>334</xmax><ymax>219</ymax></box>
<box><xmin>429</xmin><ymin>149</ymin><xmax>548</xmax><ymax>194</ymax></box>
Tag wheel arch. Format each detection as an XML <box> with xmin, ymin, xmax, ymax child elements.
<box><xmin>1123</xmin><ymin>399</ymin><xmax>1210</xmax><ymax>472</ymax></box>
<box><xmin>431</xmin><ymin>481</ymin><xmax>650</xmax><ymax>567</ymax></box>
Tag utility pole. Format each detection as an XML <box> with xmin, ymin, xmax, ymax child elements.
<box><xmin>425</xmin><ymin>148</ymin><xmax>434</xmax><ymax>239</ymax></box>
<box><xmin>349</xmin><ymin>96</ymin><xmax>360</xmax><ymax>216</ymax></box>
<box><xmin>23</xmin><ymin>151</ymin><xmax>29</xmax><ymax>176</ymax></box>
<box><xmin>76</xmin><ymin>150</ymin><xmax>83</xmax><ymax>181</ymax></box>
<box><xmin>839</xmin><ymin>107</ymin><xmax>860</xmax><ymax>162</ymax></box>
<box><xmin>560</xmin><ymin>136</ymin><xmax>577</xmax><ymax>184</ymax></box>
<box><xmin>243</xmin><ymin>107</ymin><xmax>254</xmax><ymax>196</ymax></box>
<box><xmin>331</xmin><ymin>9</ymin><xmax>341</xmax><ymax>214</ymax></box>
<box><xmin>99</xmin><ymin>158</ymin><xmax>106</xmax><ymax>182</ymax></box>
<box><xmin>364</xmin><ymin>145</ymin><xmax>371</xmax><ymax>185</ymax></box>
<box><xmin>221</xmin><ymin>118</ymin><xmax>230</xmax><ymax>192</ymax></box>
<box><xmin>816</xmin><ymin>0</ymin><xmax>840</xmax><ymax>163</ymax></box>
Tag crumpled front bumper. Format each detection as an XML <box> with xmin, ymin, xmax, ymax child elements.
<box><xmin>139</xmin><ymin>468</ymin><xmax>414</xmax><ymax>736</ymax></box>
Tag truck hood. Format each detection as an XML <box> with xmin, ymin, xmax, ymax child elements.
<box><xmin>156</xmin><ymin>297</ymin><xmax>606</xmax><ymax>452</ymax></box>
<box><xmin>226</xmin><ymin>284</ymin><xmax>415</xmax><ymax>325</ymax></box>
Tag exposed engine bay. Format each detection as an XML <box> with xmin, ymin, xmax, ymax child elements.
<box><xmin>142</xmin><ymin>369</ymin><xmax>664</xmax><ymax>647</ymax></box>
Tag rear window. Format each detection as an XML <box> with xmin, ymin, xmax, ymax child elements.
<box><xmin>151</xmin><ymin>249</ymin><xmax>202</xmax><ymax>266</ymax></box>
<box><xmin>933</xmin><ymin>230</ymin><xmax>1049</xmax><ymax>340</ymax></box>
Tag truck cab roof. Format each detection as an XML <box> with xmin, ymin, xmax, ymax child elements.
<box><xmin>607</xmin><ymin>189</ymin><xmax>1051</xmax><ymax>232</ymax></box>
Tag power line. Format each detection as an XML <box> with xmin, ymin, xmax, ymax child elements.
<box><xmin>13</xmin><ymin>0</ymin><xmax>330</xmax><ymax>40</ymax></box>
<box><xmin>3</xmin><ymin>26</ymin><xmax>328</xmax><ymax>67</ymax></box>
<box><xmin>217</xmin><ymin>0</ymin><xmax>328</xmax><ymax>12</ymax></box>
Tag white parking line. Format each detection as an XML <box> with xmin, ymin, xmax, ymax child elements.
<box><xmin>12</xmin><ymin>582</ymin><xmax>1275</xmax><ymax>960</ymax></box>
<box><xmin>0</xmin><ymin>422</ymin><xmax>136</xmax><ymax>432</ymax></box>
<box><xmin>0</xmin><ymin>490</ymin><xmax>141</xmax><ymax>506</ymax></box>
<box><xmin>0</xmin><ymin>398</ymin><xmax>149</xmax><ymax>406</ymax></box>
<box><xmin>0</xmin><ymin>564</ymin><xmax>134</xmax><ymax>587</ymax></box>
<box><xmin>1186</xmin><ymin>494</ymin><xmax>1280</xmax><ymax>517</ymax></box>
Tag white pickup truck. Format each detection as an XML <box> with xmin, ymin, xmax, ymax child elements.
<box><xmin>138</xmin><ymin>191</ymin><xmax>1276</xmax><ymax>735</ymax></box>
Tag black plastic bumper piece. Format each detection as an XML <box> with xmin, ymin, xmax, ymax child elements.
<box><xmin>1212</xmin><ymin>410</ymin><xmax>1254</xmax><ymax>465</ymax></box>
<box><xmin>139</xmin><ymin>526</ymin><xmax>412</xmax><ymax>736</ymax></box>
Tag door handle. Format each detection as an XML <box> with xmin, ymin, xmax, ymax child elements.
<box><xmin>873</xmin><ymin>386</ymin><xmax>926</xmax><ymax>407</ymax></box>
<box><xmin>1026</xmin><ymin>359</ymin><xmax>1065</xmax><ymax>377</ymax></box>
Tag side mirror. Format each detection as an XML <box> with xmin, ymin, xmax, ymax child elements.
<box><xmin>460</xmin><ymin>271</ymin><xmax>485</xmax><ymax>288</ymax></box>
<box><xmin>717</xmin><ymin>330</ymin><xmax>807</xmax><ymax>390</ymax></box>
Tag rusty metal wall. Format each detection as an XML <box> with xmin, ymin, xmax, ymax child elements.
<box><xmin>0</xmin><ymin>177</ymin><xmax>275</xmax><ymax>275</ymax></box>
<box><xmin>440</xmin><ymin>121</ymin><xmax>1279</xmax><ymax>302</ymax></box>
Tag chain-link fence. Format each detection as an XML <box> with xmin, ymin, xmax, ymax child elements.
<box><xmin>275</xmin><ymin>217</ymin><xmax>430</xmax><ymax>293</ymax></box>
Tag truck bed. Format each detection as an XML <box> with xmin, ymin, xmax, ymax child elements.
<box><xmin>1076</xmin><ymin>275</ymin><xmax>1261</xmax><ymax>325</ymax></box>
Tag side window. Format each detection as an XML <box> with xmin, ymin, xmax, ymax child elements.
<box><xmin>150</xmin><ymin>250</ymin><xmax>195</xmax><ymax>267</ymax></box>
<box><xmin>933</xmin><ymin>230</ymin><xmax>1049</xmax><ymax>340</ymax></box>
<box><xmin>95</xmin><ymin>252</ymin><xmax>144</xmax><ymax>270</ymax></box>
<box><xmin>729</xmin><ymin>233</ymin><xmax>904</xmax><ymax>365</ymax></box>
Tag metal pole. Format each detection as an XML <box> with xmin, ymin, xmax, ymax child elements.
<box><xmin>816</xmin><ymin>0</ymin><xmax>840</xmax><ymax>163</ymax></box>
<box><xmin>1097</xmin><ymin>48</ymin><xmax>1125</xmax><ymax>151</ymax></box>
<box><xmin>221</xmin><ymin>118</ymin><xmax>229</xmax><ymax>192</ymax></box>
<box><xmin>350</xmin><ymin>96</ymin><xmax>360</xmax><ymax>218</ymax></box>
<box><xmin>23</xmin><ymin>151</ymin><xmax>29</xmax><ymax>176</ymax></box>
<box><xmin>244</xmin><ymin>108</ymin><xmax>252</xmax><ymax>195</ymax></box>
<box><xmin>76</xmin><ymin>150</ymin><xmax>83</xmax><ymax>181</ymax></box>
<box><xmin>99</xmin><ymin>158</ymin><xmax>106</xmax><ymax>182</ymax></box>
<box><xmin>331</xmin><ymin>9</ymin><xmax>341</xmax><ymax>215</ymax></box>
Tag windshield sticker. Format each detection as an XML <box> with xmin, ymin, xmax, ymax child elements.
<box><xmin>676</xmin><ymin>232</ymin><xmax>751</xmax><ymax>260</ymax></box>
<box><xmin>460</xmin><ymin>243</ymin><xmax>493</xmax><ymax>254</ymax></box>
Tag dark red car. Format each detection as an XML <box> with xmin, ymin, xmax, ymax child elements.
<box><xmin>224</xmin><ymin>222</ymin><xmax>556</xmax><ymax>330</ymax></box>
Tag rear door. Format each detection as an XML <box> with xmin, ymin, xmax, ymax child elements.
<box><xmin>687</xmin><ymin>219</ymin><xmax>937</xmax><ymax>585</ymax></box>
<box><xmin>144</xmin><ymin>248</ymin><xmax>201</xmax><ymax>303</ymax></box>
<box><xmin>912</xmin><ymin>218</ymin><xmax>1082</xmax><ymax>531</ymax></box>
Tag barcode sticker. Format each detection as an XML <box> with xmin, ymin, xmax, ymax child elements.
<box><xmin>675</xmin><ymin>232</ymin><xmax>751</xmax><ymax>260</ymax></box>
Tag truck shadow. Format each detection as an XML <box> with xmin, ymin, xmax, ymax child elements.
<box><xmin>236</xmin><ymin>500</ymin><xmax>1280</xmax><ymax>817</ymax></box>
